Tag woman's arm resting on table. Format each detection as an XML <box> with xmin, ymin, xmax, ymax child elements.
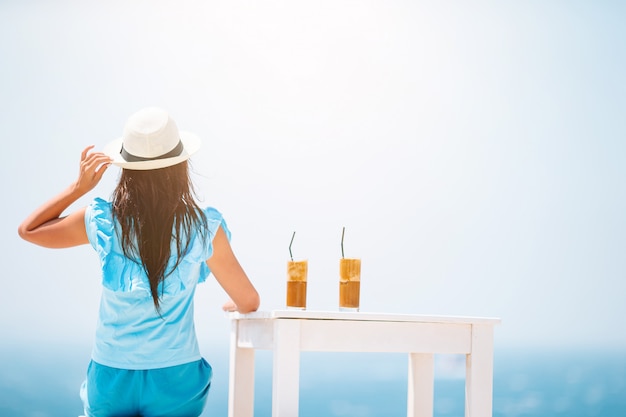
<box><xmin>207</xmin><ymin>226</ymin><xmax>260</xmax><ymax>314</ymax></box>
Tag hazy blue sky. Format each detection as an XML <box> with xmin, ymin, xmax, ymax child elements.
<box><xmin>1</xmin><ymin>0</ymin><xmax>625</xmax><ymax>355</ymax></box>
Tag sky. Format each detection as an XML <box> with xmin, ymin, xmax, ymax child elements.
<box><xmin>1</xmin><ymin>0</ymin><xmax>625</xmax><ymax>359</ymax></box>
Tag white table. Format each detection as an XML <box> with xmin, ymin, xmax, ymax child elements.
<box><xmin>228</xmin><ymin>310</ymin><xmax>500</xmax><ymax>417</ymax></box>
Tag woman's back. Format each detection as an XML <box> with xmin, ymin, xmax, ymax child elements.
<box><xmin>86</xmin><ymin>198</ymin><xmax>228</xmax><ymax>370</ymax></box>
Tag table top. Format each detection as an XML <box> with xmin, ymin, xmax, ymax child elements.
<box><xmin>229</xmin><ymin>310</ymin><xmax>501</xmax><ymax>325</ymax></box>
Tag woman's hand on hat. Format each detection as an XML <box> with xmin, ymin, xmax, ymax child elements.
<box><xmin>73</xmin><ymin>145</ymin><xmax>112</xmax><ymax>195</ymax></box>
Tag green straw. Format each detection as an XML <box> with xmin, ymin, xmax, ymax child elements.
<box><xmin>289</xmin><ymin>231</ymin><xmax>296</xmax><ymax>261</ymax></box>
<box><xmin>341</xmin><ymin>226</ymin><xmax>345</xmax><ymax>258</ymax></box>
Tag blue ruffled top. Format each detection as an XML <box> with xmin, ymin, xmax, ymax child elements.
<box><xmin>84</xmin><ymin>197</ymin><xmax>229</xmax><ymax>369</ymax></box>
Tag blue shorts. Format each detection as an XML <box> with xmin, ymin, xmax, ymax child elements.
<box><xmin>80</xmin><ymin>359</ymin><xmax>212</xmax><ymax>417</ymax></box>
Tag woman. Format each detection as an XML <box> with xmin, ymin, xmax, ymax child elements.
<box><xmin>18</xmin><ymin>107</ymin><xmax>260</xmax><ymax>417</ymax></box>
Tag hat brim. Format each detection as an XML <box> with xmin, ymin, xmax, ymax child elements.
<box><xmin>104</xmin><ymin>131</ymin><xmax>201</xmax><ymax>170</ymax></box>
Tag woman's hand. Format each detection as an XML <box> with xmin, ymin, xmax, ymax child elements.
<box><xmin>73</xmin><ymin>145</ymin><xmax>112</xmax><ymax>195</ymax></box>
<box><xmin>222</xmin><ymin>299</ymin><xmax>239</xmax><ymax>312</ymax></box>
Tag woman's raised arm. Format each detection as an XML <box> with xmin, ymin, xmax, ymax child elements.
<box><xmin>18</xmin><ymin>146</ymin><xmax>111</xmax><ymax>248</ymax></box>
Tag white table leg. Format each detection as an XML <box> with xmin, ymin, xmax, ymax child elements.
<box><xmin>228</xmin><ymin>320</ymin><xmax>255</xmax><ymax>417</ymax></box>
<box><xmin>407</xmin><ymin>353</ymin><xmax>434</xmax><ymax>417</ymax></box>
<box><xmin>465</xmin><ymin>324</ymin><xmax>495</xmax><ymax>417</ymax></box>
<box><xmin>272</xmin><ymin>319</ymin><xmax>302</xmax><ymax>417</ymax></box>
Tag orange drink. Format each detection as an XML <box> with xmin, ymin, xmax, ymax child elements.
<box><xmin>286</xmin><ymin>260</ymin><xmax>308</xmax><ymax>309</ymax></box>
<box><xmin>339</xmin><ymin>258</ymin><xmax>361</xmax><ymax>311</ymax></box>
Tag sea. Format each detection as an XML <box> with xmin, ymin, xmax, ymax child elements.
<box><xmin>1</xmin><ymin>346</ymin><xmax>624</xmax><ymax>417</ymax></box>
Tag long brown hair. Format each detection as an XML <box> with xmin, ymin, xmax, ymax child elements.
<box><xmin>111</xmin><ymin>161</ymin><xmax>208</xmax><ymax>312</ymax></box>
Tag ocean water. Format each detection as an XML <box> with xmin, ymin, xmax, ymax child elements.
<box><xmin>1</xmin><ymin>346</ymin><xmax>624</xmax><ymax>417</ymax></box>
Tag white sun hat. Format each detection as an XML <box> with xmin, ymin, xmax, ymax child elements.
<box><xmin>104</xmin><ymin>107</ymin><xmax>201</xmax><ymax>170</ymax></box>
